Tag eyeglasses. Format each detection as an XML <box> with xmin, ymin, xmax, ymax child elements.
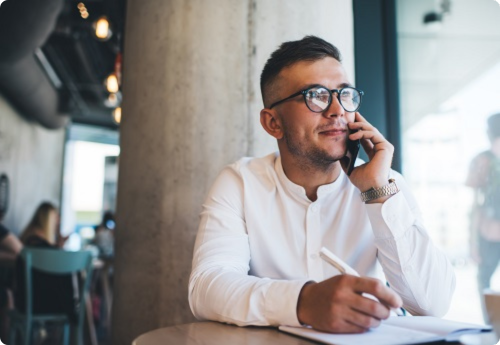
<box><xmin>269</xmin><ymin>85</ymin><xmax>364</xmax><ymax>113</ymax></box>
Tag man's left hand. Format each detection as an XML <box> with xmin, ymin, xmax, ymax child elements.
<box><xmin>340</xmin><ymin>112</ymin><xmax>394</xmax><ymax>200</ymax></box>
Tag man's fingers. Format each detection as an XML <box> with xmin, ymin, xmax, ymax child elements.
<box><xmin>360</xmin><ymin>138</ymin><xmax>374</xmax><ymax>155</ymax></box>
<box><xmin>349</xmin><ymin>129</ymin><xmax>394</xmax><ymax>162</ymax></box>
<box><xmin>346</xmin><ymin>308</ymin><xmax>382</xmax><ymax>330</ymax></box>
<box><xmin>351</xmin><ymin>294</ymin><xmax>391</xmax><ymax>321</ymax></box>
<box><xmin>353</xmin><ymin>277</ymin><xmax>403</xmax><ymax>309</ymax></box>
<box><xmin>321</xmin><ymin>316</ymin><xmax>370</xmax><ymax>334</ymax></box>
<box><xmin>349</xmin><ymin>128</ymin><xmax>386</xmax><ymax>146</ymax></box>
<box><xmin>354</xmin><ymin>111</ymin><xmax>368</xmax><ymax>123</ymax></box>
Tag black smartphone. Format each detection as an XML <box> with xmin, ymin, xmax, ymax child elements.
<box><xmin>345</xmin><ymin>129</ymin><xmax>360</xmax><ymax>176</ymax></box>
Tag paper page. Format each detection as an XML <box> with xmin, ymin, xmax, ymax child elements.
<box><xmin>279</xmin><ymin>324</ymin><xmax>441</xmax><ymax>345</ymax></box>
<box><xmin>384</xmin><ymin>316</ymin><xmax>490</xmax><ymax>337</ymax></box>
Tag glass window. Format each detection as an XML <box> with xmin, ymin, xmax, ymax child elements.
<box><xmin>60</xmin><ymin>124</ymin><xmax>120</xmax><ymax>250</ymax></box>
<box><xmin>396</xmin><ymin>0</ymin><xmax>500</xmax><ymax>323</ymax></box>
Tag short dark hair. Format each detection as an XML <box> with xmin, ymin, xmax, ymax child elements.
<box><xmin>260</xmin><ymin>36</ymin><xmax>342</xmax><ymax>108</ymax></box>
<box><xmin>488</xmin><ymin>113</ymin><xmax>500</xmax><ymax>139</ymax></box>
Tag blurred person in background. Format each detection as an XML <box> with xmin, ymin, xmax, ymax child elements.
<box><xmin>466</xmin><ymin>113</ymin><xmax>500</xmax><ymax>323</ymax></box>
<box><xmin>16</xmin><ymin>202</ymin><xmax>77</xmax><ymax>344</ymax></box>
<box><xmin>93</xmin><ymin>211</ymin><xmax>115</xmax><ymax>258</ymax></box>
<box><xmin>20</xmin><ymin>201</ymin><xmax>66</xmax><ymax>248</ymax></box>
<box><xmin>0</xmin><ymin>173</ymin><xmax>23</xmax><ymax>261</ymax></box>
<box><xmin>0</xmin><ymin>173</ymin><xmax>22</xmax><ymax>342</ymax></box>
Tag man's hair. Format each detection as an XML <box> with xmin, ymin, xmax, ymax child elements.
<box><xmin>260</xmin><ymin>36</ymin><xmax>342</xmax><ymax>108</ymax></box>
<box><xmin>488</xmin><ymin>113</ymin><xmax>500</xmax><ymax>139</ymax></box>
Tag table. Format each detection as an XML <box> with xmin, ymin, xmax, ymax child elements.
<box><xmin>132</xmin><ymin>322</ymin><xmax>499</xmax><ymax>345</ymax></box>
<box><xmin>133</xmin><ymin>322</ymin><xmax>315</xmax><ymax>345</ymax></box>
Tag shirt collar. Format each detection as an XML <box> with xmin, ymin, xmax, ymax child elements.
<box><xmin>274</xmin><ymin>154</ymin><xmax>347</xmax><ymax>203</ymax></box>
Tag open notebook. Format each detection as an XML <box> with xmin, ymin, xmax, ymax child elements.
<box><xmin>279</xmin><ymin>316</ymin><xmax>492</xmax><ymax>345</ymax></box>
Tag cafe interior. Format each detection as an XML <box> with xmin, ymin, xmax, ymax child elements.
<box><xmin>0</xmin><ymin>0</ymin><xmax>500</xmax><ymax>344</ymax></box>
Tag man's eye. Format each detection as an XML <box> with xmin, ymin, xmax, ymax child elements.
<box><xmin>307</xmin><ymin>91</ymin><xmax>319</xmax><ymax>99</ymax></box>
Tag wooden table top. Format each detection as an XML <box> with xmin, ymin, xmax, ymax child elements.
<box><xmin>132</xmin><ymin>321</ymin><xmax>318</xmax><ymax>345</ymax></box>
<box><xmin>132</xmin><ymin>321</ymin><xmax>499</xmax><ymax>345</ymax></box>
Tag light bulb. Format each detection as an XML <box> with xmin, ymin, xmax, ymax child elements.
<box><xmin>94</xmin><ymin>16</ymin><xmax>112</xmax><ymax>40</ymax></box>
<box><xmin>106</xmin><ymin>73</ymin><xmax>119</xmax><ymax>93</ymax></box>
<box><xmin>112</xmin><ymin>107</ymin><xmax>122</xmax><ymax>124</ymax></box>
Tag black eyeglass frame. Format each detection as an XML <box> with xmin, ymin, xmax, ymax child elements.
<box><xmin>269</xmin><ymin>85</ymin><xmax>365</xmax><ymax>113</ymax></box>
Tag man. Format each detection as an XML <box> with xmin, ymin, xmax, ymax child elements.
<box><xmin>466</xmin><ymin>113</ymin><xmax>500</xmax><ymax>322</ymax></box>
<box><xmin>189</xmin><ymin>36</ymin><xmax>455</xmax><ymax>333</ymax></box>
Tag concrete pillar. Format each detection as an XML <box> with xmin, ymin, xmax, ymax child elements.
<box><xmin>113</xmin><ymin>1</ymin><xmax>354</xmax><ymax>343</ymax></box>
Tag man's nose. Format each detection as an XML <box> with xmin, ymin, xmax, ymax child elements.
<box><xmin>324</xmin><ymin>94</ymin><xmax>345</xmax><ymax>118</ymax></box>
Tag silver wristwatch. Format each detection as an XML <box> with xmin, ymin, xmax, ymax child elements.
<box><xmin>360</xmin><ymin>179</ymin><xmax>399</xmax><ymax>203</ymax></box>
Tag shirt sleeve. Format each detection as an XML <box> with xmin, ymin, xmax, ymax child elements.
<box><xmin>365</xmin><ymin>171</ymin><xmax>456</xmax><ymax>317</ymax></box>
<box><xmin>188</xmin><ymin>165</ymin><xmax>309</xmax><ymax>327</ymax></box>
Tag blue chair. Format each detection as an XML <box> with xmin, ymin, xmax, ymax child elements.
<box><xmin>9</xmin><ymin>248</ymin><xmax>93</xmax><ymax>345</ymax></box>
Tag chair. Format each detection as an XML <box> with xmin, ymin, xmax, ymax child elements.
<box><xmin>8</xmin><ymin>248</ymin><xmax>93</xmax><ymax>345</ymax></box>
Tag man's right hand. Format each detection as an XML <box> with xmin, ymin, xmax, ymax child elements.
<box><xmin>296</xmin><ymin>275</ymin><xmax>403</xmax><ymax>333</ymax></box>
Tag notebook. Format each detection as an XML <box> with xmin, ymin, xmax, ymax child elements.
<box><xmin>279</xmin><ymin>316</ymin><xmax>492</xmax><ymax>345</ymax></box>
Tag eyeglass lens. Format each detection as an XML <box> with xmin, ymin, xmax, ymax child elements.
<box><xmin>304</xmin><ymin>86</ymin><xmax>361</xmax><ymax>112</ymax></box>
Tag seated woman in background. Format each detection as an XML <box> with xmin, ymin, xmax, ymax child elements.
<box><xmin>15</xmin><ymin>202</ymin><xmax>78</xmax><ymax>324</ymax></box>
<box><xmin>20</xmin><ymin>202</ymin><xmax>61</xmax><ymax>248</ymax></box>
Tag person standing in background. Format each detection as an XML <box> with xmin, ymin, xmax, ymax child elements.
<box><xmin>466</xmin><ymin>113</ymin><xmax>500</xmax><ymax>323</ymax></box>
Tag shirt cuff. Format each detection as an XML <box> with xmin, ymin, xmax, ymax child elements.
<box><xmin>365</xmin><ymin>191</ymin><xmax>415</xmax><ymax>239</ymax></box>
<box><xmin>264</xmin><ymin>279</ymin><xmax>311</xmax><ymax>327</ymax></box>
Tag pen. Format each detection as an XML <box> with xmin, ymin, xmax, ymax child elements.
<box><xmin>319</xmin><ymin>247</ymin><xmax>405</xmax><ymax>317</ymax></box>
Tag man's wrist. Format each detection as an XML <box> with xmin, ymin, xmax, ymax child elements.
<box><xmin>297</xmin><ymin>281</ymin><xmax>315</xmax><ymax>326</ymax></box>
<box><xmin>361</xmin><ymin>179</ymin><xmax>399</xmax><ymax>203</ymax></box>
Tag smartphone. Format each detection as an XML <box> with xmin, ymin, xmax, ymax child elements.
<box><xmin>345</xmin><ymin>129</ymin><xmax>360</xmax><ymax>176</ymax></box>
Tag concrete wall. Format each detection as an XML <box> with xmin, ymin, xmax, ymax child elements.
<box><xmin>113</xmin><ymin>1</ymin><xmax>354</xmax><ymax>343</ymax></box>
<box><xmin>250</xmin><ymin>0</ymin><xmax>355</xmax><ymax>156</ymax></box>
<box><xmin>0</xmin><ymin>93</ymin><xmax>65</xmax><ymax>235</ymax></box>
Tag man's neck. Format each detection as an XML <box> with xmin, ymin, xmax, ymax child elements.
<box><xmin>280</xmin><ymin>153</ymin><xmax>342</xmax><ymax>202</ymax></box>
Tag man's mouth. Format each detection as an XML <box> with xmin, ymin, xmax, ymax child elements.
<box><xmin>318</xmin><ymin>128</ymin><xmax>347</xmax><ymax>136</ymax></box>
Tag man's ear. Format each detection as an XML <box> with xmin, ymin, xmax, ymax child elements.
<box><xmin>260</xmin><ymin>108</ymin><xmax>284</xmax><ymax>140</ymax></box>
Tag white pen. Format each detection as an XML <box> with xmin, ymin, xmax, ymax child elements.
<box><xmin>319</xmin><ymin>247</ymin><xmax>360</xmax><ymax>277</ymax></box>
<box><xmin>319</xmin><ymin>247</ymin><xmax>404</xmax><ymax>317</ymax></box>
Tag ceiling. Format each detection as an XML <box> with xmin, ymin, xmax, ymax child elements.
<box><xmin>0</xmin><ymin>0</ymin><xmax>126</xmax><ymax>129</ymax></box>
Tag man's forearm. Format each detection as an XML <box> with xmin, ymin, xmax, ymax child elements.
<box><xmin>376</xmin><ymin>227</ymin><xmax>456</xmax><ymax>317</ymax></box>
<box><xmin>189</xmin><ymin>266</ymin><xmax>308</xmax><ymax>326</ymax></box>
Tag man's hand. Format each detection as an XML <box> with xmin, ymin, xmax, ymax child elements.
<box><xmin>297</xmin><ymin>275</ymin><xmax>402</xmax><ymax>333</ymax></box>
<box><xmin>340</xmin><ymin>112</ymin><xmax>394</xmax><ymax>196</ymax></box>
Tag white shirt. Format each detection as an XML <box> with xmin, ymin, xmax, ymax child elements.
<box><xmin>189</xmin><ymin>153</ymin><xmax>456</xmax><ymax>327</ymax></box>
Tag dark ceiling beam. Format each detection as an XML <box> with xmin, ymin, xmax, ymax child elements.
<box><xmin>0</xmin><ymin>0</ymin><xmax>69</xmax><ymax>129</ymax></box>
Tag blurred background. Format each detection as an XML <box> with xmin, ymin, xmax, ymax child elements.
<box><xmin>0</xmin><ymin>0</ymin><xmax>499</xmax><ymax>344</ymax></box>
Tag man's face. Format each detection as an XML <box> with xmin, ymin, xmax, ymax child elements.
<box><xmin>272</xmin><ymin>57</ymin><xmax>355</xmax><ymax>168</ymax></box>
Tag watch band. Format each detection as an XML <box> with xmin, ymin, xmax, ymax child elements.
<box><xmin>360</xmin><ymin>178</ymin><xmax>399</xmax><ymax>203</ymax></box>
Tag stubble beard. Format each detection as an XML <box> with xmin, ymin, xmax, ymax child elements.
<box><xmin>282</xmin><ymin>122</ymin><xmax>348</xmax><ymax>173</ymax></box>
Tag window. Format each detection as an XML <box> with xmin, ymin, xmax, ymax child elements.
<box><xmin>396</xmin><ymin>0</ymin><xmax>500</xmax><ymax>323</ymax></box>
